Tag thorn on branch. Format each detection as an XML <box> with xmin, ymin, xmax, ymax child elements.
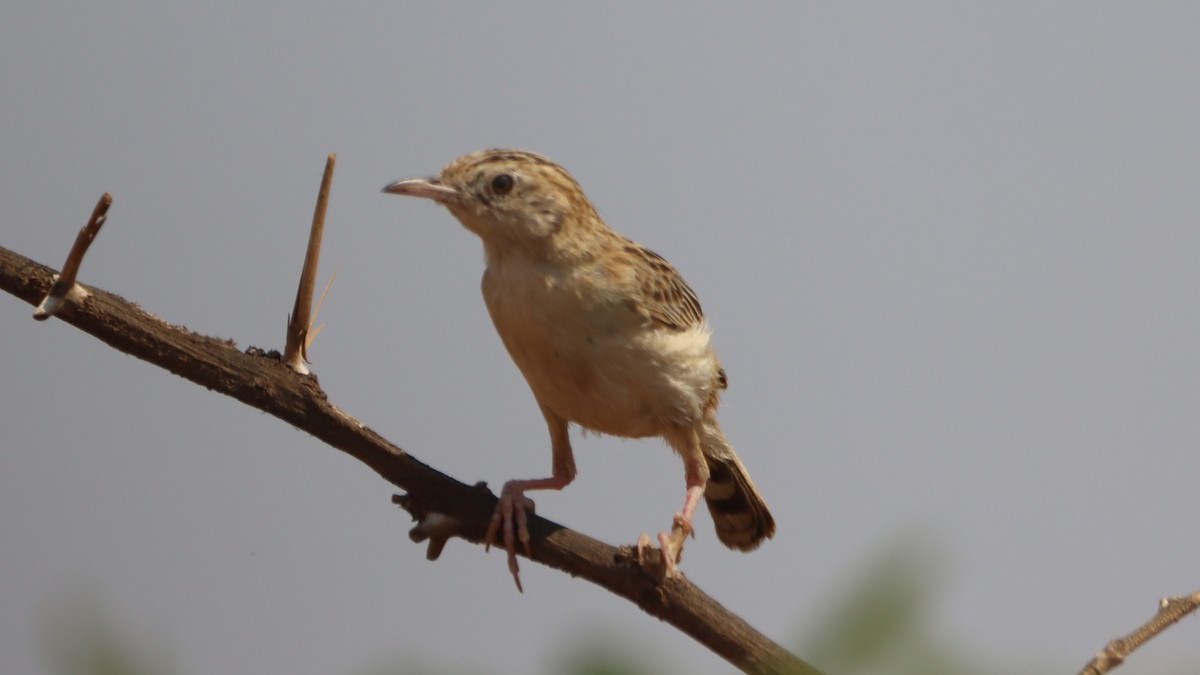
<box><xmin>284</xmin><ymin>153</ymin><xmax>337</xmax><ymax>375</ymax></box>
<box><xmin>34</xmin><ymin>193</ymin><xmax>111</xmax><ymax>321</ymax></box>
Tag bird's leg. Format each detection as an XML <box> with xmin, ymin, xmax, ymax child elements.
<box><xmin>485</xmin><ymin>406</ymin><xmax>575</xmax><ymax>592</ymax></box>
<box><xmin>657</xmin><ymin>479</ymin><xmax>706</xmax><ymax>571</ymax></box>
<box><xmin>655</xmin><ymin>429</ymin><xmax>709</xmax><ymax>572</ymax></box>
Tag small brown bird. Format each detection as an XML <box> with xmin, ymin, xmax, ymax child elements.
<box><xmin>384</xmin><ymin>149</ymin><xmax>774</xmax><ymax>588</ymax></box>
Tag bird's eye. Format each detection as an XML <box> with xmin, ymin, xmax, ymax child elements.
<box><xmin>491</xmin><ymin>174</ymin><xmax>514</xmax><ymax>194</ymax></box>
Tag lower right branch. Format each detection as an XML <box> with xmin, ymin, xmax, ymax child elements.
<box><xmin>1079</xmin><ymin>590</ymin><xmax>1200</xmax><ymax>675</ymax></box>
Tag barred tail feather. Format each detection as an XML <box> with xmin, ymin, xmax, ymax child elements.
<box><xmin>701</xmin><ymin>424</ymin><xmax>775</xmax><ymax>551</ymax></box>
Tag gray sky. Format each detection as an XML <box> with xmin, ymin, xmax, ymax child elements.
<box><xmin>3</xmin><ymin>3</ymin><xmax>1198</xmax><ymax>673</ymax></box>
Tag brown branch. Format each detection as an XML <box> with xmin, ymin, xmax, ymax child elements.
<box><xmin>1079</xmin><ymin>590</ymin><xmax>1200</xmax><ymax>674</ymax></box>
<box><xmin>0</xmin><ymin>242</ymin><xmax>818</xmax><ymax>675</ymax></box>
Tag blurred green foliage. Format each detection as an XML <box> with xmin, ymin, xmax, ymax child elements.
<box><xmin>800</xmin><ymin>531</ymin><xmax>1004</xmax><ymax>675</ymax></box>
<box><xmin>37</xmin><ymin>587</ymin><xmax>176</xmax><ymax>675</ymax></box>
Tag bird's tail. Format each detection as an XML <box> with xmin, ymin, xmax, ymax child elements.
<box><xmin>701</xmin><ymin>422</ymin><xmax>775</xmax><ymax>551</ymax></box>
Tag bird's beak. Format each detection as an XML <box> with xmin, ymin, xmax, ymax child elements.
<box><xmin>382</xmin><ymin>177</ymin><xmax>458</xmax><ymax>204</ymax></box>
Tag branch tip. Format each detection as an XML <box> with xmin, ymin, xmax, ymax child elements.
<box><xmin>1078</xmin><ymin>589</ymin><xmax>1200</xmax><ymax>675</ymax></box>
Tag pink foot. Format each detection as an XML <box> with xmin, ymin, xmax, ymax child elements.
<box><xmin>658</xmin><ymin>513</ymin><xmax>694</xmax><ymax>570</ymax></box>
<box><xmin>636</xmin><ymin>533</ymin><xmax>656</xmax><ymax>560</ymax></box>
<box><xmin>656</xmin><ymin>531</ymin><xmax>679</xmax><ymax>571</ymax></box>
<box><xmin>484</xmin><ymin>480</ymin><xmax>536</xmax><ymax>592</ymax></box>
<box><xmin>638</xmin><ymin>513</ymin><xmax>694</xmax><ymax>576</ymax></box>
<box><xmin>635</xmin><ymin>532</ymin><xmax>670</xmax><ymax>578</ymax></box>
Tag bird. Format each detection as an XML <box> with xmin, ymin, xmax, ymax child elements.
<box><xmin>383</xmin><ymin>149</ymin><xmax>774</xmax><ymax>589</ymax></box>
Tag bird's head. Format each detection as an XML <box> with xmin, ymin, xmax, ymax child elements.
<box><xmin>383</xmin><ymin>149</ymin><xmax>603</xmax><ymax>255</ymax></box>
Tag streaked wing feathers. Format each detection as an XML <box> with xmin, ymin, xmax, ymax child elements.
<box><xmin>621</xmin><ymin>240</ymin><xmax>705</xmax><ymax>331</ymax></box>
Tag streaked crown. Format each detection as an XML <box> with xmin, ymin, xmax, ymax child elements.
<box><xmin>437</xmin><ymin>149</ymin><xmax>604</xmax><ymax>247</ymax></box>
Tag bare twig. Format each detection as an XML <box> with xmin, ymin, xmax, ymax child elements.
<box><xmin>284</xmin><ymin>153</ymin><xmax>336</xmax><ymax>374</ymax></box>
<box><xmin>1079</xmin><ymin>590</ymin><xmax>1200</xmax><ymax>674</ymax></box>
<box><xmin>33</xmin><ymin>193</ymin><xmax>111</xmax><ymax>320</ymax></box>
<box><xmin>0</xmin><ymin>242</ymin><xmax>817</xmax><ymax>675</ymax></box>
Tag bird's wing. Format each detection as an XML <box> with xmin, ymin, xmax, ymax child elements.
<box><xmin>622</xmin><ymin>241</ymin><xmax>705</xmax><ymax>332</ymax></box>
<box><xmin>619</xmin><ymin>238</ymin><xmax>729</xmax><ymax>390</ymax></box>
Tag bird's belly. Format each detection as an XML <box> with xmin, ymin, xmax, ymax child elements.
<box><xmin>505</xmin><ymin>323</ymin><xmax>718</xmax><ymax>438</ymax></box>
<box><xmin>482</xmin><ymin>259</ymin><xmax>719</xmax><ymax>437</ymax></box>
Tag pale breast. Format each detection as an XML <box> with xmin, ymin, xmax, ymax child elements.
<box><xmin>481</xmin><ymin>255</ymin><xmax>719</xmax><ymax>437</ymax></box>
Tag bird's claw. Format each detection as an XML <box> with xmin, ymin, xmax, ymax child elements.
<box><xmin>636</xmin><ymin>533</ymin><xmax>658</xmax><ymax>568</ymax></box>
<box><xmin>635</xmin><ymin>512</ymin><xmax>694</xmax><ymax>578</ymax></box>
<box><xmin>484</xmin><ymin>481</ymin><xmax>536</xmax><ymax>592</ymax></box>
